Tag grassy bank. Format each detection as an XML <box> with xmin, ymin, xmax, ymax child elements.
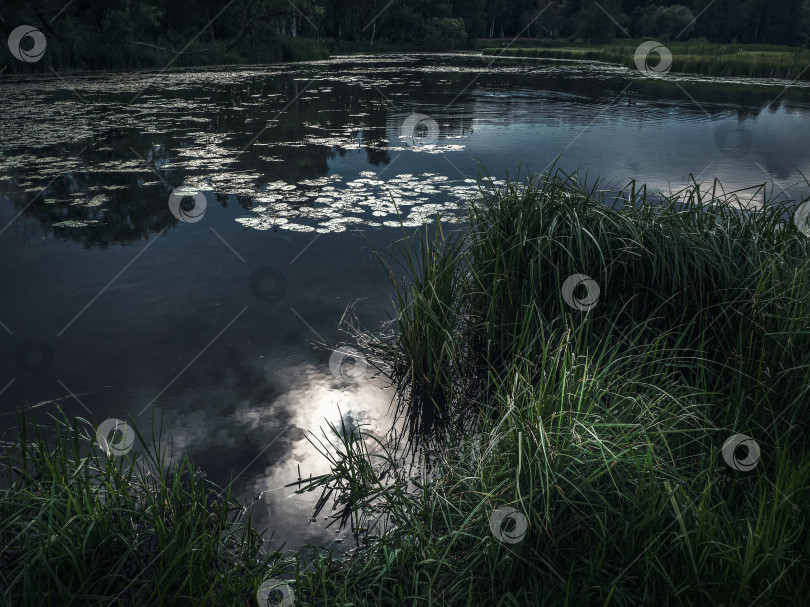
<box><xmin>295</xmin><ymin>172</ymin><xmax>810</xmax><ymax>605</ymax></box>
<box><xmin>0</xmin><ymin>410</ymin><xmax>292</xmax><ymax>605</ymax></box>
<box><xmin>482</xmin><ymin>39</ymin><xmax>810</xmax><ymax>81</ymax></box>
<box><xmin>3</xmin><ymin>171</ymin><xmax>810</xmax><ymax>605</ymax></box>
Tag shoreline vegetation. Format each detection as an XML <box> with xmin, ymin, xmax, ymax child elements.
<box><xmin>482</xmin><ymin>39</ymin><xmax>810</xmax><ymax>82</ymax></box>
<box><xmin>4</xmin><ymin>37</ymin><xmax>810</xmax><ymax>86</ymax></box>
<box><xmin>3</xmin><ymin>170</ymin><xmax>810</xmax><ymax>605</ymax></box>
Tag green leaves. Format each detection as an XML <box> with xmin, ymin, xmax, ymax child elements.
<box><xmin>0</xmin><ymin>408</ymin><xmax>289</xmax><ymax>606</ymax></box>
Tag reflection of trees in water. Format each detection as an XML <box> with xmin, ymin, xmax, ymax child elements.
<box><xmin>629</xmin><ymin>77</ymin><xmax>798</xmax><ymax>120</ymax></box>
<box><xmin>1</xmin><ymin>173</ymin><xmax>173</xmax><ymax>249</ymax></box>
<box><xmin>758</xmin><ymin>154</ymin><xmax>804</xmax><ymax>183</ymax></box>
<box><xmin>1</xmin><ymin>61</ymin><xmax>805</xmax><ymax>248</ymax></box>
<box><xmin>0</xmin><ymin>72</ymin><xmax>391</xmax><ymax>246</ymax></box>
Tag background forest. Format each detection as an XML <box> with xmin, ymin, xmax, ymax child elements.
<box><xmin>2</xmin><ymin>0</ymin><xmax>810</xmax><ymax>70</ymax></box>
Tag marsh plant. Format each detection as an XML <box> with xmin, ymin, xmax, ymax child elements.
<box><xmin>0</xmin><ymin>409</ymin><xmax>292</xmax><ymax>606</ymax></box>
<box><xmin>294</xmin><ymin>169</ymin><xmax>810</xmax><ymax>605</ymax></box>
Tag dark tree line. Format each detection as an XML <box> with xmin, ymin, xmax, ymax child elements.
<box><xmin>2</xmin><ymin>0</ymin><xmax>809</xmax><ymax>70</ymax></box>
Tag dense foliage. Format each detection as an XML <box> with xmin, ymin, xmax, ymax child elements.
<box><xmin>300</xmin><ymin>171</ymin><xmax>810</xmax><ymax>605</ymax></box>
<box><xmin>0</xmin><ymin>410</ymin><xmax>290</xmax><ymax>605</ymax></box>
<box><xmin>2</xmin><ymin>1</ymin><xmax>810</xmax><ymax>70</ymax></box>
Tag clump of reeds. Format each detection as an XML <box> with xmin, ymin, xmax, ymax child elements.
<box><xmin>295</xmin><ymin>170</ymin><xmax>810</xmax><ymax>605</ymax></box>
<box><xmin>0</xmin><ymin>408</ymin><xmax>291</xmax><ymax>606</ymax></box>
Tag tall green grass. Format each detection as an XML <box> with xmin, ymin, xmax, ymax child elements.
<box><xmin>0</xmin><ymin>409</ymin><xmax>291</xmax><ymax>606</ymax></box>
<box><xmin>294</xmin><ymin>170</ymin><xmax>810</xmax><ymax>605</ymax></box>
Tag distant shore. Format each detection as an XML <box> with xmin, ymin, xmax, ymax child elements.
<box><xmin>6</xmin><ymin>37</ymin><xmax>810</xmax><ymax>84</ymax></box>
<box><xmin>482</xmin><ymin>39</ymin><xmax>810</xmax><ymax>81</ymax></box>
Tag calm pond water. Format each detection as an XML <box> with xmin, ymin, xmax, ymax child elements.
<box><xmin>2</xmin><ymin>52</ymin><xmax>810</xmax><ymax>551</ymax></box>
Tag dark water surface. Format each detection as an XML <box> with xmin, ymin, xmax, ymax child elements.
<box><xmin>2</xmin><ymin>52</ymin><xmax>809</xmax><ymax>551</ymax></box>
